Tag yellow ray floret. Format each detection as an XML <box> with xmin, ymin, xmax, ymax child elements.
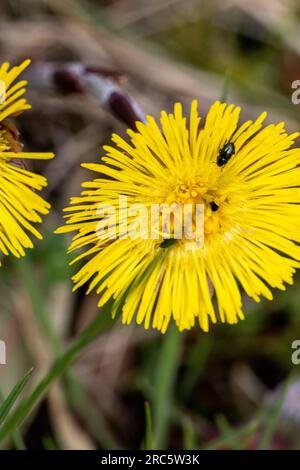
<box><xmin>0</xmin><ymin>60</ymin><xmax>54</xmax><ymax>265</ymax></box>
<box><xmin>57</xmin><ymin>100</ymin><xmax>300</xmax><ymax>332</ymax></box>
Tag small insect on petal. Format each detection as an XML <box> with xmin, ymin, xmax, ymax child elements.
<box><xmin>217</xmin><ymin>142</ymin><xmax>235</xmax><ymax>167</ymax></box>
<box><xmin>160</xmin><ymin>238</ymin><xmax>177</xmax><ymax>249</ymax></box>
<box><xmin>210</xmin><ymin>201</ymin><xmax>219</xmax><ymax>212</ymax></box>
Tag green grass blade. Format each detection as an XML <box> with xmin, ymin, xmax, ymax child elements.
<box><xmin>153</xmin><ymin>324</ymin><xmax>183</xmax><ymax>449</ymax></box>
<box><xmin>259</xmin><ymin>374</ymin><xmax>292</xmax><ymax>450</ymax></box>
<box><xmin>202</xmin><ymin>415</ymin><xmax>261</xmax><ymax>450</ymax></box>
<box><xmin>12</xmin><ymin>430</ymin><xmax>26</xmax><ymax>450</ymax></box>
<box><xmin>181</xmin><ymin>335</ymin><xmax>213</xmax><ymax>400</ymax></box>
<box><xmin>18</xmin><ymin>255</ymin><xmax>119</xmax><ymax>449</ymax></box>
<box><xmin>18</xmin><ymin>256</ymin><xmax>121</xmax><ymax>449</ymax></box>
<box><xmin>0</xmin><ymin>386</ymin><xmax>28</xmax><ymax>450</ymax></box>
<box><xmin>0</xmin><ymin>368</ymin><xmax>33</xmax><ymax>426</ymax></box>
<box><xmin>220</xmin><ymin>72</ymin><xmax>231</xmax><ymax>103</ymax></box>
<box><xmin>42</xmin><ymin>435</ymin><xmax>59</xmax><ymax>450</ymax></box>
<box><xmin>215</xmin><ymin>415</ymin><xmax>242</xmax><ymax>450</ymax></box>
<box><xmin>144</xmin><ymin>401</ymin><xmax>153</xmax><ymax>450</ymax></box>
<box><xmin>17</xmin><ymin>257</ymin><xmax>62</xmax><ymax>353</ymax></box>
<box><xmin>66</xmin><ymin>378</ymin><xmax>121</xmax><ymax>449</ymax></box>
<box><xmin>182</xmin><ymin>416</ymin><xmax>198</xmax><ymax>450</ymax></box>
<box><xmin>0</xmin><ymin>302</ymin><xmax>112</xmax><ymax>444</ymax></box>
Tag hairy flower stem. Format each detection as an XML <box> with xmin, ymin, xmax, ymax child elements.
<box><xmin>25</xmin><ymin>62</ymin><xmax>146</xmax><ymax>129</ymax></box>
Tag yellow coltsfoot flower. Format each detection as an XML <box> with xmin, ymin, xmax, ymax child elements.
<box><xmin>0</xmin><ymin>60</ymin><xmax>54</xmax><ymax>265</ymax></box>
<box><xmin>57</xmin><ymin>100</ymin><xmax>300</xmax><ymax>332</ymax></box>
